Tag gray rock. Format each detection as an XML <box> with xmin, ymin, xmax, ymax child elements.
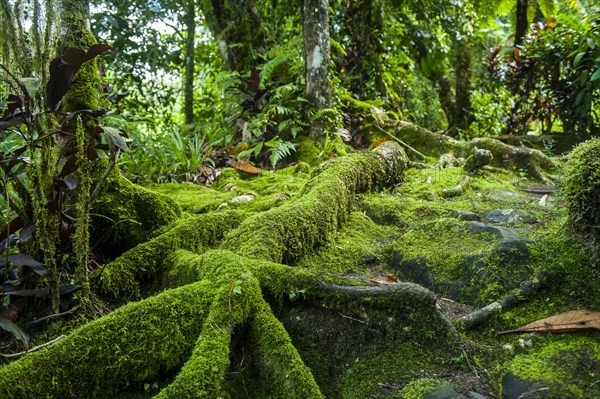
<box><xmin>502</xmin><ymin>373</ymin><xmax>544</xmax><ymax>399</ymax></box>
<box><xmin>469</xmin><ymin>392</ymin><xmax>488</xmax><ymax>399</ymax></box>
<box><xmin>483</xmin><ymin>209</ymin><xmax>533</xmax><ymax>225</ymax></box>
<box><xmin>425</xmin><ymin>384</ymin><xmax>468</xmax><ymax>399</ymax></box>
<box><xmin>464</xmin><ymin>148</ymin><xmax>493</xmax><ymax>173</ymax></box>
<box><xmin>452</xmin><ymin>210</ymin><xmax>481</xmax><ymax>221</ymax></box>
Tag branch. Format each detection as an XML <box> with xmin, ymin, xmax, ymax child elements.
<box><xmin>0</xmin><ymin>334</ymin><xmax>66</xmax><ymax>358</ymax></box>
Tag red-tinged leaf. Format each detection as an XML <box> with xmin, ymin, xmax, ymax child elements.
<box><xmin>6</xmin><ymin>94</ymin><xmax>24</xmax><ymax>114</ymax></box>
<box><xmin>87</xmin><ymin>147</ymin><xmax>102</xmax><ymax>160</ymax></box>
<box><xmin>496</xmin><ymin>309</ymin><xmax>600</xmax><ymax>335</ymax></box>
<box><xmin>0</xmin><ymin>217</ymin><xmax>25</xmax><ymax>243</ymax></box>
<box><xmin>0</xmin><ymin>254</ymin><xmax>47</xmax><ymax>276</ymax></box>
<box><xmin>0</xmin><ymin>114</ymin><xmax>26</xmax><ymax>131</ymax></box>
<box><xmin>372</xmin><ymin>137</ymin><xmax>389</xmax><ymax>148</ymax></box>
<box><xmin>59</xmin><ymin>155</ymin><xmax>78</xmax><ymax>178</ymax></box>
<box><xmin>226</xmin><ymin>159</ymin><xmax>261</xmax><ymax>175</ymax></box>
<box><xmin>513</xmin><ymin>47</ymin><xmax>521</xmax><ymax>59</ymax></box>
<box><xmin>61</xmin><ymin>48</ymin><xmax>87</xmax><ymax>70</ymax></box>
<box><xmin>47</xmin><ymin>60</ymin><xmax>76</xmax><ymax>109</ymax></box>
<box><xmin>250</xmin><ymin>67</ymin><xmax>260</xmax><ymax>93</ymax></box>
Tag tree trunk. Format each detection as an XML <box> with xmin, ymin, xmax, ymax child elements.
<box><xmin>184</xmin><ymin>0</ymin><xmax>196</xmax><ymax>125</ymax></box>
<box><xmin>515</xmin><ymin>0</ymin><xmax>528</xmax><ymax>47</ymax></box>
<box><xmin>199</xmin><ymin>0</ymin><xmax>267</xmax><ymax>72</ymax></box>
<box><xmin>454</xmin><ymin>36</ymin><xmax>472</xmax><ymax>134</ymax></box>
<box><xmin>303</xmin><ymin>0</ymin><xmax>332</xmax><ymax>136</ymax></box>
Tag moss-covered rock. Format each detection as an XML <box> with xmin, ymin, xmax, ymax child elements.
<box><xmin>559</xmin><ymin>138</ymin><xmax>600</xmax><ymax>252</ymax></box>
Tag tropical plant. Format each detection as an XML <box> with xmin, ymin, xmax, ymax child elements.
<box><xmin>0</xmin><ymin>45</ymin><xmax>121</xmax><ymax>340</ymax></box>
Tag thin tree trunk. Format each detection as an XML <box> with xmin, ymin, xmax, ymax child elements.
<box><xmin>515</xmin><ymin>0</ymin><xmax>528</xmax><ymax>46</ymax></box>
<box><xmin>303</xmin><ymin>0</ymin><xmax>332</xmax><ymax>136</ymax></box>
<box><xmin>184</xmin><ymin>0</ymin><xmax>196</xmax><ymax>125</ymax></box>
<box><xmin>454</xmin><ymin>37</ymin><xmax>472</xmax><ymax>134</ymax></box>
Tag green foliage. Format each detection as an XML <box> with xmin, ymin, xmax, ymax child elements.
<box><xmin>488</xmin><ymin>13</ymin><xmax>600</xmax><ymax>135</ymax></box>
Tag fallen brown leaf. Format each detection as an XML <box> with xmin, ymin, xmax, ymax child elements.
<box><xmin>496</xmin><ymin>309</ymin><xmax>600</xmax><ymax>335</ymax></box>
<box><xmin>227</xmin><ymin>159</ymin><xmax>261</xmax><ymax>175</ymax></box>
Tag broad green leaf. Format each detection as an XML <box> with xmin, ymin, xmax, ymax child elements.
<box><xmin>0</xmin><ymin>316</ymin><xmax>29</xmax><ymax>348</ymax></box>
<box><xmin>591</xmin><ymin>68</ymin><xmax>600</xmax><ymax>82</ymax></box>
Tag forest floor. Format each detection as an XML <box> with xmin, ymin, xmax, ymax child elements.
<box><xmin>1</xmin><ymin>137</ymin><xmax>600</xmax><ymax>399</ymax></box>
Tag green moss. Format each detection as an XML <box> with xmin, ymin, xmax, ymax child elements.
<box><xmin>96</xmin><ymin>211</ymin><xmax>248</xmax><ymax>299</ymax></box>
<box><xmin>559</xmin><ymin>138</ymin><xmax>600</xmax><ymax>252</ymax></box>
<box><xmin>93</xmin><ymin>170</ymin><xmax>182</xmax><ymax>257</ymax></box>
<box><xmin>155</xmin><ymin>275</ymin><xmax>261</xmax><ymax>398</ymax></box>
<box><xmin>295</xmin><ymin>211</ymin><xmax>395</xmax><ymax>275</ymax></box>
<box><xmin>507</xmin><ymin>335</ymin><xmax>600</xmax><ymax>398</ymax></box>
<box><xmin>295</xmin><ymin>136</ymin><xmax>322</xmax><ymax>166</ymax></box>
<box><xmin>0</xmin><ymin>281</ymin><xmax>216</xmax><ymax>399</ymax></box>
<box><xmin>222</xmin><ymin>143</ymin><xmax>408</xmax><ymax>263</ymax></box>
<box><xmin>398</xmin><ymin>378</ymin><xmax>447</xmax><ymax>399</ymax></box>
<box><xmin>148</xmin><ymin>183</ymin><xmax>234</xmax><ymax>213</ymax></box>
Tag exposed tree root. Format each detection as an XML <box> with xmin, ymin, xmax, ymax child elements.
<box><xmin>459</xmin><ymin>270</ymin><xmax>548</xmax><ymax>329</ymax></box>
<box><xmin>0</xmin><ymin>142</ymin><xmax>462</xmax><ymax>398</ymax></box>
<box><xmin>390</xmin><ymin>121</ymin><xmax>555</xmax><ymax>181</ymax></box>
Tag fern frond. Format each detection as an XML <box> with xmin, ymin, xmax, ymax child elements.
<box><xmin>260</xmin><ymin>50</ymin><xmax>298</xmax><ymax>87</ymax></box>
<box><xmin>266</xmin><ymin>138</ymin><xmax>296</xmax><ymax>168</ymax></box>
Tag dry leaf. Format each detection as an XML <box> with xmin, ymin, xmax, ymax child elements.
<box><xmin>371</xmin><ymin>137</ymin><xmax>389</xmax><ymax>148</ymax></box>
<box><xmin>496</xmin><ymin>309</ymin><xmax>600</xmax><ymax>335</ymax></box>
<box><xmin>227</xmin><ymin>159</ymin><xmax>261</xmax><ymax>175</ymax></box>
<box><xmin>366</xmin><ymin>277</ymin><xmax>397</xmax><ymax>285</ymax></box>
<box><xmin>386</xmin><ymin>273</ymin><xmax>398</xmax><ymax>282</ymax></box>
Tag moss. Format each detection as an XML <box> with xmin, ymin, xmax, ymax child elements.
<box><xmin>92</xmin><ymin>170</ymin><xmax>182</xmax><ymax>257</ymax></box>
<box><xmin>559</xmin><ymin>138</ymin><xmax>600</xmax><ymax>251</ymax></box>
<box><xmin>154</xmin><ymin>275</ymin><xmax>261</xmax><ymax>398</ymax></box>
<box><xmin>0</xmin><ymin>281</ymin><xmax>216</xmax><ymax>399</ymax></box>
<box><xmin>507</xmin><ymin>335</ymin><xmax>600</xmax><ymax>398</ymax></box>
<box><xmin>242</xmin><ymin>296</ymin><xmax>324</xmax><ymax>398</ymax></box>
<box><xmin>96</xmin><ymin>211</ymin><xmax>248</xmax><ymax>299</ymax></box>
<box><xmin>222</xmin><ymin>142</ymin><xmax>408</xmax><ymax>263</ymax></box>
<box><xmin>295</xmin><ymin>136</ymin><xmax>322</xmax><ymax>166</ymax></box>
<box><xmin>398</xmin><ymin>378</ymin><xmax>447</xmax><ymax>399</ymax></box>
<box><xmin>294</xmin><ymin>211</ymin><xmax>396</xmax><ymax>275</ymax></box>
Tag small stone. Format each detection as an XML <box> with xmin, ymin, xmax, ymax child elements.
<box><xmin>483</xmin><ymin>209</ymin><xmax>533</xmax><ymax>225</ymax></box>
<box><xmin>502</xmin><ymin>373</ymin><xmax>544</xmax><ymax>399</ymax></box>
<box><xmin>464</xmin><ymin>148</ymin><xmax>493</xmax><ymax>173</ymax></box>
<box><xmin>424</xmin><ymin>384</ymin><xmax>468</xmax><ymax>399</ymax></box>
<box><xmin>452</xmin><ymin>210</ymin><xmax>481</xmax><ymax>221</ymax></box>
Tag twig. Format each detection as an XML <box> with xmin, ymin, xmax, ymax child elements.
<box><xmin>0</xmin><ymin>334</ymin><xmax>66</xmax><ymax>358</ymax></box>
<box><xmin>338</xmin><ymin>311</ymin><xmax>365</xmax><ymax>324</ymax></box>
<box><xmin>22</xmin><ymin>306</ymin><xmax>79</xmax><ymax>326</ymax></box>
<box><xmin>373</xmin><ymin>125</ymin><xmax>428</xmax><ymax>160</ymax></box>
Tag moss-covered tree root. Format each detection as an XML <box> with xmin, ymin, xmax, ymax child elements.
<box><xmin>390</xmin><ymin>120</ymin><xmax>554</xmax><ymax>181</ymax></box>
<box><xmin>1</xmin><ymin>142</ymin><xmax>460</xmax><ymax>398</ymax></box>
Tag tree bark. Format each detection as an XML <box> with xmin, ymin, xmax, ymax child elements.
<box><xmin>515</xmin><ymin>0</ymin><xmax>528</xmax><ymax>47</ymax></box>
<box><xmin>184</xmin><ymin>0</ymin><xmax>196</xmax><ymax>125</ymax></box>
<box><xmin>199</xmin><ymin>0</ymin><xmax>267</xmax><ymax>72</ymax></box>
<box><xmin>303</xmin><ymin>0</ymin><xmax>332</xmax><ymax>136</ymax></box>
<box><xmin>454</xmin><ymin>36</ymin><xmax>472</xmax><ymax>134</ymax></box>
